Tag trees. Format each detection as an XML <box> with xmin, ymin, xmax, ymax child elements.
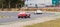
<box><xmin>17</xmin><ymin>0</ymin><xmax>25</xmax><ymax>8</ymax></box>
<box><xmin>0</xmin><ymin>0</ymin><xmax>25</xmax><ymax>8</ymax></box>
<box><xmin>0</xmin><ymin>0</ymin><xmax>5</xmax><ymax>8</ymax></box>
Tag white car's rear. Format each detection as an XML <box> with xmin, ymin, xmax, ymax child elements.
<box><xmin>34</xmin><ymin>10</ymin><xmax>43</xmax><ymax>14</ymax></box>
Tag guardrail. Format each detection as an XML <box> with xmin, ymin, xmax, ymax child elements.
<box><xmin>0</xmin><ymin>7</ymin><xmax>60</xmax><ymax>12</ymax></box>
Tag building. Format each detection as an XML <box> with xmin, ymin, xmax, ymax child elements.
<box><xmin>25</xmin><ymin>0</ymin><xmax>60</xmax><ymax>7</ymax></box>
<box><xmin>25</xmin><ymin>0</ymin><xmax>52</xmax><ymax>7</ymax></box>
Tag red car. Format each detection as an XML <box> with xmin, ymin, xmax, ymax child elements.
<box><xmin>18</xmin><ymin>12</ymin><xmax>30</xmax><ymax>18</ymax></box>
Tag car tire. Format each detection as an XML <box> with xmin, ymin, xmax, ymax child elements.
<box><xmin>28</xmin><ymin>16</ymin><xmax>30</xmax><ymax>18</ymax></box>
<box><xmin>40</xmin><ymin>13</ymin><xmax>42</xmax><ymax>14</ymax></box>
<box><xmin>18</xmin><ymin>16</ymin><xmax>20</xmax><ymax>18</ymax></box>
<box><xmin>24</xmin><ymin>16</ymin><xmax>27</xmax><ymax>18</ymax></box>
<box><xmin>36</xmin><ymin>13</ymin><xmax>42</xmax><ymax>14</ymax></box>
<box><xmin>21</xmin><ymin>17</ymin><xmax>23</xmax><ymax>18</ymax></box>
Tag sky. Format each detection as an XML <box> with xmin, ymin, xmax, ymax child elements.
<box><xmin>25</xmin><ymin>0</ymin><xmax>52</xmax><ymax>5</ymax></box>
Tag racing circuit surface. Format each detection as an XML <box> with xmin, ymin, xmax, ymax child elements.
<box><xmin>0</xmin><ymin>12</ymin><xmax>56</xmax><ymax>23</ymax></box>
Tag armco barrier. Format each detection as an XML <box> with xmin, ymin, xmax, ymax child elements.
<box><xmin>0</xmin><ymin>7</ymin><xmax>60</xmax><ymax>12</ymax></box>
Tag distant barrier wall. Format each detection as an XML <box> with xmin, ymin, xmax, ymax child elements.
<box><xmin>0</xmin><ymin>7</ymin><xmax>60</xmax><ymax>12</ymax></box>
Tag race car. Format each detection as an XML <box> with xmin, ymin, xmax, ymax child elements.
<box><xmin>18</xmin><ymin>12</ymin><xmax>30</xmax><ymax>18</ymax></box>
<box><xmin>34</xmin><ymin>10</ymin><xmax>43</xmax><ymax>14</ymax></box>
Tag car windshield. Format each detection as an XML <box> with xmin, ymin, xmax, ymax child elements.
<box><xmin>36</xmin><ymin>10</ymin><xmax>42</xmax><ymax>11</ymax></box>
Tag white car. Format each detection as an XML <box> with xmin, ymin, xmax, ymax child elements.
<box><xmin>34</xmin><ymin>10</ymin><xmax>43</xmax><ymax>14</ymax></box>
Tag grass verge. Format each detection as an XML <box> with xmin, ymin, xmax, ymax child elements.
<box><xmin>0</xmin><ymin>16</ymin><xmax>10</xmax><ymax>18</ymax></box>
<box><xmin>24</xmin><ymin>19</ymin><xmax>60</xmax><ymax>27</ymax></box>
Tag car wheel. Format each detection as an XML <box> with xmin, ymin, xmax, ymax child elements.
<box><xmin>28</xmin><ymin>16</ymin><xmax>30</xmax><ymax>18</ymax></box>
<box><xmin>36</xmin><ymin>13</ymin><xmax>40</xmax><ymax>14</ymax></box>
<box><xmin>40</xmin><ymin>13</ymin><xmax>42</xmax><ymax>14</ymax></box>
<box><xmin>21</xmin><ymin>17</ymin><xmax>23</xmax><ymax>18</ymax></box>
<box><xmin>18</xmin><ymin>16</ymin><xmax>20</xmax><ymax>18</ymax></box>
<box><xmin>24</xmin><ymin>16</ymin><xmax>27</xmax><ymax>18</ymax></box>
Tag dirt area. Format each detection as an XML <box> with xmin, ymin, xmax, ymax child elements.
<box><xmin>24</xmin><ymin>19</ymin><xmax>60</xmax><ymax>27</ymax></box>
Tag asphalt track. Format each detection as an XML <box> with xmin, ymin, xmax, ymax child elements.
<box><xmin>0</xmin><ymin>12</ymin><xmax>55</xmax><ymax>23</ymax></box>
